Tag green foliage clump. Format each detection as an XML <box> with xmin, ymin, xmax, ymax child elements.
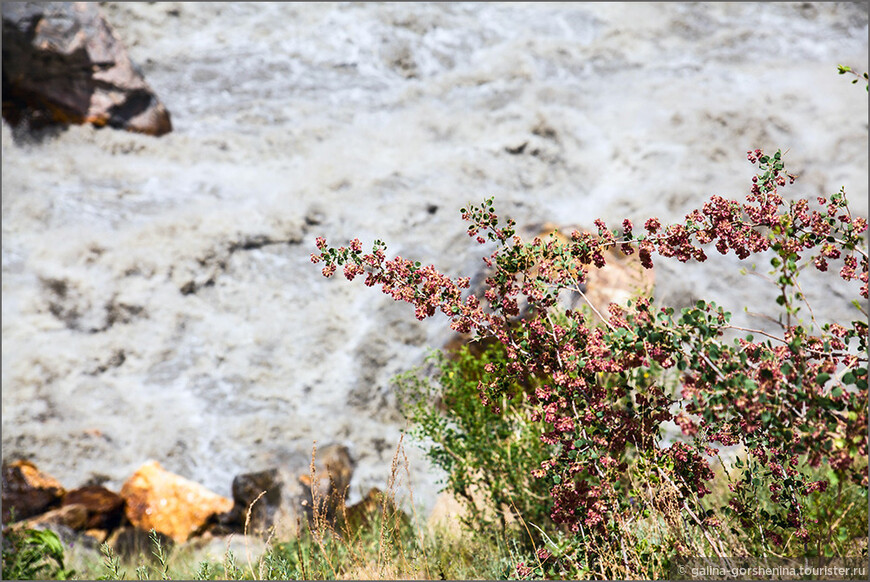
<box><xmin>397</xmin><ymin>342</ymin><xmax>555</xmax><ymax>539</ymax></box>
<box><xmin>2</xmin><ymin>527</ymin><xmax>75</xmax><ymax>580</ymax></box>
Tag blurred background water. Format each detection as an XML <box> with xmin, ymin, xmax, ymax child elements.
<box><xmin>2</xmin><ymin>2</ymin><xmax>867</xmax><ymax>510</ymax></box>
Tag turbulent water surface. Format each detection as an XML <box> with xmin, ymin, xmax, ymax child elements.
<box><xmin>2</xmin><ymin>2</ymin><xmax>868</xmax><ymax>510</ymax></box>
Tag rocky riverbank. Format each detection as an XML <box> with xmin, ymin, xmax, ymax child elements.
<box><xmin>2</xmin><ymin>445</ymin><xmax>378</xmax><ymax>553</ymax></box>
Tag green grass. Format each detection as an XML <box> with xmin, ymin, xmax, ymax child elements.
<box><xmin>4</xmin><ymin>451</ymin><xmax>866</xmax><ymax>580</ymax></box>
<box><xmin>48</xmin><ymin>502</ymin><xmax>531</xmax><ymax>580</ymax></box>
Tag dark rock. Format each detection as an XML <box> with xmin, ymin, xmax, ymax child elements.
<box><xmin>216</xmin><ymin>468</ymin><xmax>283</xmax><ymax>535</ymax></box>
<box><xmin>2</xmin><ymin>460</ymin><xmax>66</xmax><ymax>523</ymax></box>
<box><xmin>62</xmin><ymin>485</ymin><xmax>125</xmax><ymax>530</ymax></box>
<box><xmin>339</xmin><ymin>487</ymin><xmax>410</xmax><ymax>536</ymax></box>
<box><xmin>339</xmin><ymin>487</ymin><xmax>384</xmax><ymax>535</ymax></box>
<box><xmin>106</xmin><ymin>525</ymin><xmax>174</xmax><ymax>561</ymax></box>
<box><xmin>505</xmin><ymin>141</ymin><xmax>528</xmax><ymax>155</ymax></box>
<box><xmin>340</xmin><ymin>487</ymin><xmax>382</xmax><ymax>534</ymax></box>
<box><xmin>81</xmin><ymin>474</ymin><xmax>112</xmax><ymax>488</ymax></box>
<box><xmin>2</xmin><ymin>2</ymin><xmax>172</xmax><ymax>136</ymax></box>
<box><xmin>298</xmin><ymin>444</ymin><xmax>356</xmax><ymax>526</ymax></box>
<box><xmin>531</xmin><ymin>120</ymin><xmax>558</xmax><ymax>140</ymax></box>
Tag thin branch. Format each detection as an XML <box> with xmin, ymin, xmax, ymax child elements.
<box><xmin>569</xmin><ymin>282</ymin><xmax>616</xmax><ymax>332</ymax></box>
<box><xmin>745</xmin><ymin>310</ymin><xmax>786</xmax><ymax>329</ymax></box>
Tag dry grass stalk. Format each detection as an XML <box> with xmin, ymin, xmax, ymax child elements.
<box><xmin>243</xmin><ymin>489</ymin><xmax>267</xmax><ymax>579</ymax></box>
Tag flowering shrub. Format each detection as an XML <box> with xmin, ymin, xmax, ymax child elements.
<box><xmin>312</xmin><ymin>150</ymin><xmax>868</xmax><ymax>569</ymax></box>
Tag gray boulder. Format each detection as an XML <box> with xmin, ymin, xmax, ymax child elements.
<box><xmin>216</xmin><ymin>468</ymin><xmax>284</xmax><ymax>535</ymax></box>
<box><xmin>2</xmin><ymin>2</ymin><xmax>172</xmax><ymax>136</ymax></box>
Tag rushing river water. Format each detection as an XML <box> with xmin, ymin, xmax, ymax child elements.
<box><xmin>2</xmin><ymin>2</ymin><xmax>867</xmax><ymax>511</ymax></box>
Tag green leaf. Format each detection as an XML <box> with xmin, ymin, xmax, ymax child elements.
<box><xmin>33</xmin><ymin>530</ymin><xmax>65</xmax><ymax>561</ymax></box>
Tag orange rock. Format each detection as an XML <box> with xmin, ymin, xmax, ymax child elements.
<box><xmin>2</xmin><ymin>460</ymin><xmax>66</xmax><ymax>523</ymax></box>
<box><xmin>120</xmin><ymin>461</ymin><xmax>233</xmax><ymax>543</ymax></box>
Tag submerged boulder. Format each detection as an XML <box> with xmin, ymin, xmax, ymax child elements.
<box><xmin>2</xmin><ymin>2</ymin><xmax>172</xmax><ymax>136</ymax></box>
